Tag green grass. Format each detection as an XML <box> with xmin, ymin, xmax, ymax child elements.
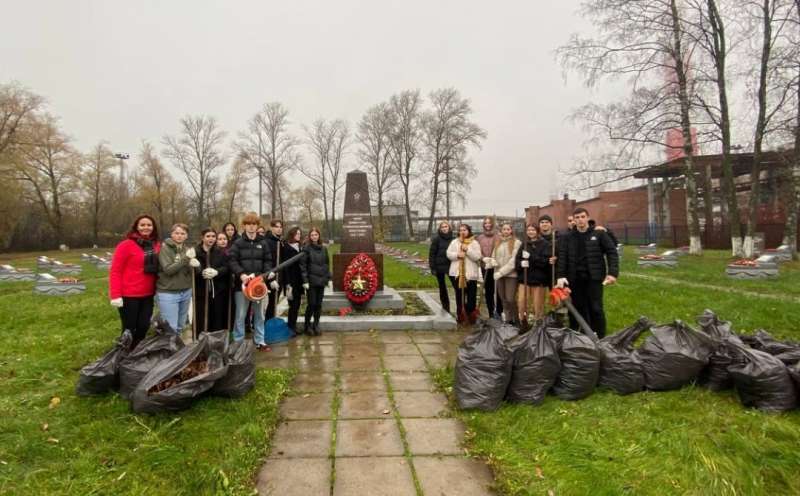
<box><xmin>428</xmin><ymin>248</ymin><xmax>800</xmax><ymax>496</ymax></box>
<box><xmin>0</xmin><ymin>250</ymin><xmax>293</xmax><ymax>496</ymax></box>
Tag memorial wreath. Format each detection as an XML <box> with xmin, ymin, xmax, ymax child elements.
<box><xmin>343</xmin><ymin>253</ymin><xmax>379</xmax><ymax>305</ymax></box>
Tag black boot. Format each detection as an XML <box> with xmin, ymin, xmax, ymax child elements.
<box><xmin>313</xmin><ymin>307</ymin><xmax>322</xmax><ymax>336</ymax></box>
<box><xmin>303</xmin><ymin>310</ymin><xmax>312</xmax><ymax>336</ymax></box>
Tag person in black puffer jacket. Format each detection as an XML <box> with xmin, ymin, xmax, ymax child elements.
<box><xmin>301</xmin><ymin>227</ymin><xmax>331</xmax><ymax>336</ymax></box>
<box><xmin>429</xmin><ymin>221</ymin><xmax>455</xmax><ymax>313</ymax></box>
<box><xmin>556</xmin><ymin>208</ymin><xmax>619</xmax><ymax>338</ymax></box>
<box><xmin>194</xmin><ymin>228</ymin><xmax>231</xmax><ymax>333</ymax></box>
<box><xmin>229</xmin><ymin>212</ymin><xmax>274</xmax><ymax>350</ymax></box>
<box><xmin>515</xmin><ymin>224</ymin><xmax>553</xmax><ymax>322</ymax></box>
<box><xmin>263</xmin><ymin>220</ymin><xmax>285</xmax><ymax>320</ymax></box>
<box><xmin>281</xmin><ymin>226</ymin><xmax>307</xmax><ymax>335</ymax></box>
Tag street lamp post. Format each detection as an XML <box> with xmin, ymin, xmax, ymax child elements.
<box><xmin>114</xmin><ymin>152</ymin><xmax>130</xmax><ymax>197</ymax></box>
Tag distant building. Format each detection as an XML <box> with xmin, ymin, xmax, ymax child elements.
<box><xmin>371</xmin><ymin>205</ymin><xmax>419</xmax><ymax>242</ymax></box>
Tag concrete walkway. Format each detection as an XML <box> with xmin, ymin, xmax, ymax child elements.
<box><xmin>255</xmin><ymin>330</ymin><xmax>496</xmax><ymax>496</ymax></box>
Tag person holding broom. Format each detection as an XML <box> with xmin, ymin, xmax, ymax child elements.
<box><xmin>515</xmin><ymin>224</ymin><xmax>552</xmax><ymax>324</ymax></box>
<box><xmin>447</xmin><ymin>224</ymin><xmax>482</xmax><ymax>324</ymax></box>
<box><xmin>157</xmin><ymin>223</ymin><xmax>200</xmax><ymax>334</ymax></box>
<box><xmin>491</xmin><ymin>222</ymin><xmax>521</xmax><ymax>325</ymax></box>
<box><xmin>193</xmin><ymin>228</ymin><xmax>230</xmax><ymax>333</ymax></box>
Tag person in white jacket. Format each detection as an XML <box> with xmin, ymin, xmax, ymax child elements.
<box><xmin>447</xmin><ymin>223</ymin><xmax>483</xmax><ymax>324</ymax></box>
<box><xmin>490</xmin><ymin>222</ymin><xmax>521</xmax><ymax>324</ymax></box>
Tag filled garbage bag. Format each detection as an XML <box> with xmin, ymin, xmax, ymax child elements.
<box><xmin>505</xmin><ymin>324</ymin><xmax>560</xmax><ymax>405</ymax></box>
<box><xmin>639</xmin><ymin>320</ymin><xmax>713</xmax><ymax>391</ymax></box>
<box><xmin>728</xmin><ymin>344</ymin><xmax>797</xmax><ymax>412</ymax></box>
<box><xmin>740</xmin><ymin>330</ymin><xmax>800</xmax><ymax>365</ymax></box>
<box><xmin>131</xmin><ymin>330</ymin><xmax>229</xmax><ymax>413</ymax></box>
<box><xmin>696</xmin><ymin>310</ymin><xmax>743</xmax><ymax>392</ymax></box>
<box><xmin>211</xmin><ymin>340</ymin><xmax>256</xmax><ymax>398</ymax></box>
<box><xmin>454</xmin><ymin>325</ymin><xmax>515</xmax><ymax>411</ymax></box>
<box><xmin>597</xmin><ymin>317</ymin><xmax>652</xmax><ymax>395</ymax></box>
<box><xmin>76</xmin><ymin>330</ymin><xmax>133</xmax><ymax>396</ymax></box>
<box><xmin>551</xmin><ymin>327</ymin><xmax>600</xmax><ymax>400</ymax></box>
<box><xmin>119</xmin><ymin>322</ymin><xmax>185</xmax><ymax>399</ymax></box>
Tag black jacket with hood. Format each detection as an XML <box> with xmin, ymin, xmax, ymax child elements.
<box><xmin>428</xmin><ymin>230</ymin><xmax>454</xmax><ymax>274</ymax></box>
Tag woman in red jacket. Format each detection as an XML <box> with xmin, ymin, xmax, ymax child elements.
<box><xmin>109</xmin><ymin>215</ymin><xmax>161</xmax><ymax>348</ymax></box>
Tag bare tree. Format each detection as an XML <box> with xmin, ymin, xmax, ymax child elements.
<box><xmin>83</xmin><ymin>142</ymin><xmax>116</xmax><ymax>243</ymax></box>
<box><xmin>138</xmin><ymin>141</ymin><xmax>170</xmax><ymax>229</ymax></box>
<box><xmin>779</xmin><ymin>0</ymin><xmax>800</xmax><ymax>257</ymax></box>
<box><xmin>421</xmin><ymin>88</ymin><xmax>486</xmax><ymax>236</ymax></box>
<box><xmin>300</xmin><ymin>118</ymin><xmax>350</xmax><ymax>239</ymax></box>
<box><xmin>559</xmin><ymin>0</ymin><xmax>707</xmax><ymax>254</ymax></box>
<box><xmin>297</xmin><ymin>185</ymin><xmax>323</xmax><ymax>228</ymax></box>
<box><xmin>162</xmin><ymin>115</ymin><xmax>227</xmax><ymax>227</ymax></box>
<box><xmin>220</xmin><ymin>156</ymin><xmax>252</xmax><ymax>224</ymax></box>
<box><xmin>236</xmin><ymin>102</ymin><xmax>300</xmax><ymax>219</ymax></box>
<box><xmin>357</xmin><ymin>102</ymin><xmax>396</xmax><ymax>241</ymax></box>
<box><xmin>386</xmin><ymin>90</ymin><xmax>423</xmax><ymax>239</ymax></box>
<box><xmin>444</xmin><ymin>144</ymin><xmax>479</xmax><ymax>216</ymax></box>
<box><xmin>0</xmin><ymin>83</ymin><xmax>43</xmax><ymax>158</ymax></box>
<box><xmin>7</xmin><ymin>114</ymin><xmax>79</xmax><ymax>243</ymax></box>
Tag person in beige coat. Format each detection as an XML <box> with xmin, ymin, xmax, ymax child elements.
<box><xmin>447</xmin><ymin>223</ymin><xmax>483</xmax><ymax>324</ymax></box>
<box><xmin>491</xmin><ymin>222</ymin><xmax>521</xmax><ymax>324</ymax></box>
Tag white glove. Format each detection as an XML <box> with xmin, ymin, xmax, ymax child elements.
<box><xmin>286</xmin><ymin>285</ymin><xmax>294</xmax><ymax>301</ymax></box>
<box><xmin>482</xmin><ymin>257</ymin><xmax>492</xmax><ymax>267</ymax></box>
<box><xmin>521</xmin><ymin>260</ymin><xmax>529</xmax><ymax>268</ymax></box>
<box><xmin>110</xmin><ymin>297</ymin><xmax>124</xmax><ymax>308</ymax></box>
<box><xmin>189</xmin><ymin>258</ymin><xmax>201</xmax><ymax>268</ymax></box>
<box><xmin>302</xmin><ymin>283</ymin><xmax>310</xmax><ymax>290</ymax></box>
<box><xmin>270</xmin><ymin>280</ymin><xmax>280</xmax><ymax>291</ymax></box>
<box><xmin>522</xmin><ymin>250</ymin><xmax>530</xmax><ymax>259</ymax></box>
<box><xmin>202</xmin><ymin>268</ymin><xmax>218</xmax><ymax>279</ymax></box>
<box><xmin>557</xmin><ymin>278</ymin><xmax>569</xmax><ymax>289</ymax></box>
<box><xmin>266</xmin><ymin>272</ymin><xmax>276</xmax><ymax>281</ymax></box>
<box><xmin>185</xmin><ymin>247</ymin><xmax>196</xmax><ymax>258</ymax></box>
<box><xmin>493</xmin><ymin>271</ymin><xmax>502</xmax><ymax>281</ymax></box>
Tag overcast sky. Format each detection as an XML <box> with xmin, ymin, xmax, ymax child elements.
<box><xmin>2</xmin><ymin>0</ymin><xmax>603</xmax><ymax>217</ymax></box>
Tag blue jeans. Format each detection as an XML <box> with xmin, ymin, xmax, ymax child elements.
<box><xmin>157</xmin><ymin>289</ymin><xmax>192</xmax><ymax>334</ymax></box>
<box><xmin>234</xmin><ymin>291</ymin><xmax>266</xmax><ymax>345</ymax></box>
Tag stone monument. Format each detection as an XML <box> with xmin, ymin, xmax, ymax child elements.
<box><xmin>333</xmin><ymin>170</ymin><xmax>384</xmax><ymax>292</ymax></box>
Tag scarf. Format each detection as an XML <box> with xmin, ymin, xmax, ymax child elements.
<box><xmin>135</xmin><ymin>237</ymin><xmax>158</xmax><ymax>274</ymax></box>
<box><xmin>458</xmin><ymin>236</ymin><xmax>475</xmax><ymax>289</ymax></box>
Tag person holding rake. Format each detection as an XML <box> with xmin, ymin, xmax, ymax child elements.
<box><xmin>515</xmin><ymin>224</ymin><xmax>553</xmax><ymax>326</ymax></box>
<box><xmin>447</xmin><ymin>224</ymin><xmax>482</xmax><ymax>324</ymax></box>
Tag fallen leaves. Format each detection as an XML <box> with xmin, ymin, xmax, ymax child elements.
<box><xmin>48</xmin><ymin>396</ymin><xmax>61</xmax><ymax>409</ymax></box>
<box><xmin>46</xmin><ymin>437</ymin><xmax>59</xmax><ymax>444</ymax></box>
<box><xmin>41</xmin><ymin>423</ymin><xmax>49</xmax><ymax>431</ymax></box>
<box><xmin>535</xmin><ymin>466</ymin><xmax>545</xmax><ymax>479</ymax></box>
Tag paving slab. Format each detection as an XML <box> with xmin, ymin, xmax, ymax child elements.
<box><xmin>379</xmin><ymin>332</ymin><xmax>413</xmax><ymax>344</ymax></box>
<box><xmin>413</xmin><ymin>456</ymin><xmax>496</xmax><ymax>496</ymax></box>
<box><xmin>297</xmin><ymin>344</ymin><xmax>338</xmax><ymax>358</ymax></box>
<box><xmin>341</xmin><ymin>333</ymin><xmax>377</xmax><ymax>344</ymax></box>
<box><xmin>340</xmin><ymin>371</ymin><xmax>386</xmax><ymax>392</ymax></box>
<box><xmin>424</xmin><ymin>353</ymin><xmax>456</xmax><ymax>369</ymax></box>
<box><xmin>333</xmin><ymin>456</ymin><xmax>416</xmax><ymax>496</ymax></box>
<box><xmin>336</xmin><ymin>419</ymin><xmax>404</xmax><ymax>457</ymax></box>
<box><xmin>341</xmin><ymin>343</ymin><xmax>384</xmax><ymax>356</ymax></box>
<box><xmin>268</xmin><ymin>420</ymin><xmax>332</xmax><ymax>459</ymax></box>
<box><xmin>383</xmin><ymin>354</ymin><xmax>428</xmax><ymax>372</ymax></box>
<box><xmin>389</xmin><ymin>371</ymin><xmax>434</xmax><ymax>391</ymax></box>
<box><xmin>255</xmin><ymin>357</ymin><xmax>292</xmax><ymax>369</ymax></box>
<box><xmin>393</xmin><ymin>391</ymin><xmax>449</xmax><ymax>418</ymax></box>
<box><xmin>295</xmin><ymin>357</ymin><xmax>339</xmax><ymax>373</ymax></box>
<box><xmin>291</xmin><ymin>373</ymin><xmax>336</xmax><ymax>393</ymax></box>
<box><xmin>257</xmin><ymin>457</ymin><xmax>331</xmax><ymax>496</ymax></box>
<box><xmin>339</xmin><ymin>354</ymin><xmax>382</xmax><ymax>371</ymax></box>
<box><xmin>305</xmin><ymin>335</ymin><xmax>339</xmax><ymax>345</ymax></box>
<box><xmin>339</xmin><ymin>390</ymin><xmax>392</xmax><ymax>419</ymax></box>
<box><xmin>408</xmin><ymin>331</ymin><xmax>448</xmax><ymax>343</ymax></box>
<box><xmin>403</xmin><ymin>418</ymin><xmax>465</xmax><ymax>455</ymax></box>
<box><xmin>280</xmin><ymin>393</ymin><xmax>334</xmax><ymax>420</ymax></box>
<box><xmin>264</xmin><ymin>345</ymin><xmax>294</xmax><ymax>358</ymax></box>
<box><xmin>416</xmin><ymin>343</ymin><xmax>449</xmax><ymax>356</ymax></box>
<box><xmin>383</xmin><ymin>343</ymin><xmax>422</xmax><ymax>356</ymax></box>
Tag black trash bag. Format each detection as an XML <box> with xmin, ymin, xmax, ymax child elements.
<box><xmin>597</xmin><ymin>317</ymin><xmax>652</xmax><ymax>395</ymax></box>
<box><xmin>774</xmin><ymin>349</ymin><xmax>800</xmax><ymax>366</ymax></box>
<box><xmin>505</xmin><ymin>324</ymin><xmax>560</xmax><ymax>405</ymax></box>
<box><xmin>639</xmin><ymin>320</ymin><xmax>713</xmax><ymax>391</ymax></box>
<box><xmin>742</xmin><ymin>329</ymin><xmax>800</xmax><ymax>362</ymax></box>
<box><xmin>119</xmin><ymin>322</ymin><xmax>185</xmax><ymax>399</ymax></box>
<box><xmin>788</xmin><ymin>362</ymin><xmax>800</xmax><ymax>391</ymax></box>
<box><xmin>76</xmin><ymin>330</ymin><xmax>133</xmax><ymax>396</ymax></box>
<box><xmin>551</xmin><ymin>327</ymin><xmax>600</xmax><ymax>400</ymax></box>
<box><xmin>131</xmin><ymin>330</ymin><xmax>229</xmax><ymax>413</ymax></box>
<box><xmin>727</xmin><ymin>344</ymin><xmax>798</xmax><ymax>412</ymax></box>
<box><xmin>211</xmin><ymin>340</ymin><xmax>256</xmax><ymax>398</ymax></box>
<box><xmin>696</xmin><ymin>310</ymin><xmax>744</xmax><ymax>392</ymax></box>
<box><xmin>454</xmin><ymin>326</ymin><xmax>514</xmax><ymax>411</ymax></box>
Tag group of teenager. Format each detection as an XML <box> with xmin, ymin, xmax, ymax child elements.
<box><xmin>109</xmin><ymin>212</ymin><xmax>331</xmax><ymax>351</ymax></box>
<box><xmin>428</xmin><ymin>208</ymin><xmax>619</xmax><ymax>338</ymax></box>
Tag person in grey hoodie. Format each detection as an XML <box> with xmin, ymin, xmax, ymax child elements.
<box><xmin>157</xmin><ymin>223</ymin><xmax>200</xmax><ymax>333</ymax></box>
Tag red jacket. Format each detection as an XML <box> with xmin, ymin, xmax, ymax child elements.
<box><xmin>109</xmin><ymin>236</ymin><xmax>161</xmax><ymax>299</ymax></box>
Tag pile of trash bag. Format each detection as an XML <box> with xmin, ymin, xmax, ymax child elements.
<box><xmin>453</xmin><ymin>309</ymin><xmax>800</xmax><ymax>413</ymax></box>
<box><xmin>75</xmin><ymin>320</ymin><xmax>256</xmax><ymax>413</ymax></box>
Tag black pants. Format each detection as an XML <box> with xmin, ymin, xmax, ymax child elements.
<box><xmin>435</xmin><ymin>272</ymin><xmax>452</xmax><ymax>312</ymax></box>
<box><xmin>450</xmin><ymin>277</ymin><xmax>477</xmax><ymax>319</ymax></box>
<box><xmin>287</xmin><ymin>286</ymin><xmax>305</xmax><ymax>331</ymax></box>
<box><xmin>266</xmin><ymin>284</ymin><xmax>283</xmax><ymax>320</ymax></box>
<box><xmin>482</xmin><ymin>268</ymin><xmax>503</xmax><ymax>317</ymax></box>
<box><xmin>119</xmin><ymin>296</ymin><xmax>154</xmax><ymax>348</ymax></box>
<box><xmin>305</xmin><ymin>285</ymin><xmax>325</xmax><ymax>330</ymax></box>
<box><xmin>569</xmin><ymin>277</ymin><xmax>606</xmax><ymax>338</ymax></box>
